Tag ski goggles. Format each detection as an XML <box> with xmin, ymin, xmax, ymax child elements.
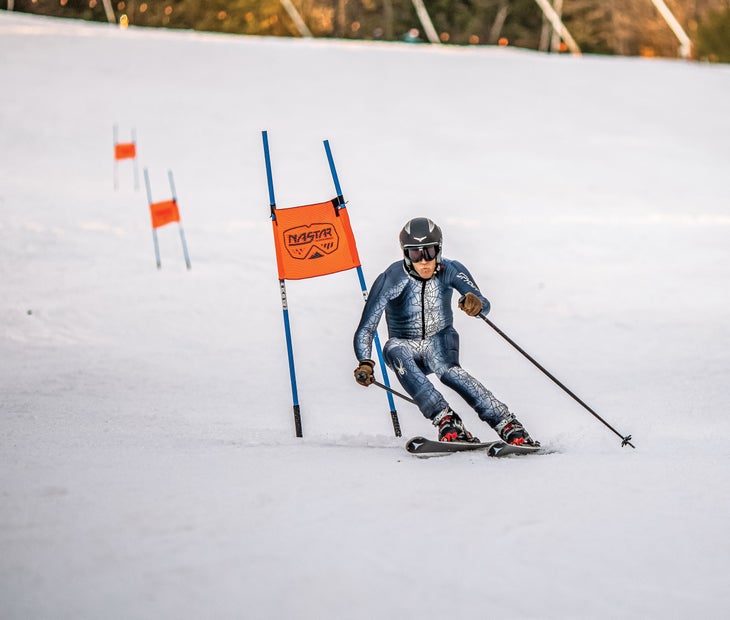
<box><xmin>404</xmin><ymin>244</ymin><xmax>439</xmax><ymax>263</ymax></box>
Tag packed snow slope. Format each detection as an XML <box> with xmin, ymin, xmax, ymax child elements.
<box><xmin>2</xmin><ymin>12</ymin><xmax>729</xmax><ymax>620</ymax></box>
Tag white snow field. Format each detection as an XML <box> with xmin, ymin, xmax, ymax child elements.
<box><xmin>1</xmin><ymin>11</ymin><xmax>730</xmax><ymax>619</ymax></box>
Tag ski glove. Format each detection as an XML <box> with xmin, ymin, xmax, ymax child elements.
<box><xmin>458</xmin><ymin>292</ymin><xmax>482</xmax><ymax>317</ymax></box>
<box><xmin>354</xmin><ymin>359</ymin><xmax>375</xmax><ymax>386</ymax></box>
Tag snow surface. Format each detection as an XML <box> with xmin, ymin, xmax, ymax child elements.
<box><xmin>2</xmin><ymin>11</ymin><xmax>730</xmax><ymax>619</ymax></box>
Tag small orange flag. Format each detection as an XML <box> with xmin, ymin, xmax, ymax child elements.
<box><xmin>115</xmin><ymin>142</ymin><xmax>137</xmax><ymax>160</ymax></box>
<box><xmin>150</xmin><ymin>199</ymin><xmax>180</xmax><ymax>229</ymax></box>
<box><xmin>272</xmin><ymin>200</ymin><xmax>361</xmax><ymax>280</ymax></box>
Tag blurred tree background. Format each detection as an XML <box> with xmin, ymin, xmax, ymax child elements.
<box><xmin>3</xmin><ymin>0</ymin><xmax>729</xmax><ymax>60</ymax></box>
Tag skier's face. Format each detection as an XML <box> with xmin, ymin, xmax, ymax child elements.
<box><xmin>413</xmin><ymin>257</ymin><xmax>437</xmax><ymax>279</ymax></box>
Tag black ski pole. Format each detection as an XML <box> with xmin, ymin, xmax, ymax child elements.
<box><xmin>372</xmin><ymin>380</ymin><xmax>417</xmax><ymax>405</ymax></box>
<box><xmin>477</xmin><ymin>313</ymin><xmax>635</xmax><ymax>449</ymax></box>
<box><xmin>356</xmin><ymin>372</ymin><xmax>418</xmax><ymax>406</ymax></box>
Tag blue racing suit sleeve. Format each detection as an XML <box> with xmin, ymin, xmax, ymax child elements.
<box><xmin>353</xmin><ymin>270</ymin><xmax>390</xmax><ymax>362</ymax></box>
<box><xmin>353</xmin><ymin>262</ymin><xmax>406</xmax><ymax>361</ymax></box>
<box><xmin>445</xmin><ymin>259</ymin><xmax>491</xmax><ymax>316</ymax></box>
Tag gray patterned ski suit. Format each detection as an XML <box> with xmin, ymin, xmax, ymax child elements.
<box><xmin>354</xmin><ymin>258</ymin><xmax>511</xmax><ymax>426</ymax></box>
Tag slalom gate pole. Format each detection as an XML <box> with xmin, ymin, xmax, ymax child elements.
<box><xmin>477</xmin><ymin>313</ymin><xmax>634</xmax><ymax>448</ymax></box>
<box><xmin>323</xmin><ymin>139</ymin><xmax>402</xmax><ymax>437</ymax></box>
<box><xmin>262</xmin><ymin>131</ymin><xmax>303</xmax><ymax>437</ymax></box>
<box><xmin>113</xmin><ymin>124</ymin><xmax>119</xmax><ymax>190</ymax></box>
<box><xmin>143</xmin><ymin>168</ymin><xmax>162</xmax><ymax>269</ymax></box>
<box><xmin>132</xmin><ymin>127</ymin><xmax>139</xmax><ymax>190</ymax></box>
<box><xmin>167</xmin><ymin>170</ymin><xmax>191</xmax><ymax>270</ymax></box>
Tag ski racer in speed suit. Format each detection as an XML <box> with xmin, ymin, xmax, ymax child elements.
<box><xmin>353</xmin><ymin>217</ymin><xmax>537</xmax><ymax>446</ymax></box>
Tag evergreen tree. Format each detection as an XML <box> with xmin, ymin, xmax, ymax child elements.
<box><xmin>695</xmin><ymin>6</ymin><xmax>730</xmax><ymax>61</ymax></box>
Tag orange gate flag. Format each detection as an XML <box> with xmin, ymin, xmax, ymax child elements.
<box><xmin>272</xmin><ymin>200</ymin><xmax>361</xmax><ymax>280</ymax></box>
<box><xmin>149</xmin><ymin>199</ymin><xmax>180</xmax><ymax>229</ymax></box>
<box><xmin>114</xmin><ymin>142</ymin><xmax>137</xmax><ymax>160</ymax></box>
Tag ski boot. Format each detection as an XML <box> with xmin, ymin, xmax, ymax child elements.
<box><xmin>433</xmin><ymin>408</ymin><xmax>479</xmax><ymax>443</ymax></box>
<box><xmin>494</xmin><ymin>416</ymin><xmax>539</xmax><ymax>447</ymax></box>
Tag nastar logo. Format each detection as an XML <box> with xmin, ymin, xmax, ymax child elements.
<box><xmin>395</xmin><ymin>360</ymin><xmax>406</xmax><ymax>376</ymax></box>
<box><xmin>283</xmin><ymin>223</ymin><xmax>339</xmax><ymax>260</ymax></box>
<box><xmin>456</xmin><ymin>272</ymin><xmax>478</xmax><ymax>290</ymax></box>
<box><xmin>410</xmin><ymin>440</ymin><xmax>424</xmax><ymax>450</ymax></box>
<box><xmin>491</xmin><ymin>445</ymin><xmax>504</xmax><ymax>456</ymax></box>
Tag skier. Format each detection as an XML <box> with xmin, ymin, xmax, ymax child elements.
<box><xmin>353</xmin><ymin>217</ymin><xmax>538</xmax><ymax>446</ymax></box>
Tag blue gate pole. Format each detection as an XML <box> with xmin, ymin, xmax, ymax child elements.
<box><xmin>323</xmin><ymin>140</ymin><xmax>401</xmax><ymax>437</ymax></box>
<box><xmin>143</xmin><ymin>168</ymin><xmax>161</xmax><ymax>269</ymax></box>
<box><xmin>262</xmin><ymin>131</ymin><xmax>303</xmax><ymax>437</ymax></box>
<box><xmin>167</xmin><ymin>170</ymin><xmax>191</xmax><ymax>270</ymax></box>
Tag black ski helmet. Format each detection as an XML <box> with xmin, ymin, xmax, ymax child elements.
<box><xmin>399</xmin><ymin>217</ymin><xmax>443</xmax><ymax>278</ymax></box>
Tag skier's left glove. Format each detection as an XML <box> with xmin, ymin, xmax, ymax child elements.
<box><xmin>354</xmin><ymin>359</ymin><xmax>375</xmax><ymax>386</ymax></box>
<box><xmin>458</xmin><ymin>292</ymin><xmax>482</xmax><ymax>317</ymax></box>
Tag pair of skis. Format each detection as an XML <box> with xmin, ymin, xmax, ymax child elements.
<box><xmin>405</xmin><ymin>436</ymin><xmax>542</xmax><ymax>458</ymax></box>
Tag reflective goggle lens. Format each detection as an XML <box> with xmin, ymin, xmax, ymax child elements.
<box><xmin>405</xmin><ymin>245</ymin><xmax>438</xmax><ymax>262</ymax></box>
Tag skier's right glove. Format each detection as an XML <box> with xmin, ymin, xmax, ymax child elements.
<box><xmin>354</xmin><ymin>359</ymin><xmax>375</xmax><ymax>386</ymax></box>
